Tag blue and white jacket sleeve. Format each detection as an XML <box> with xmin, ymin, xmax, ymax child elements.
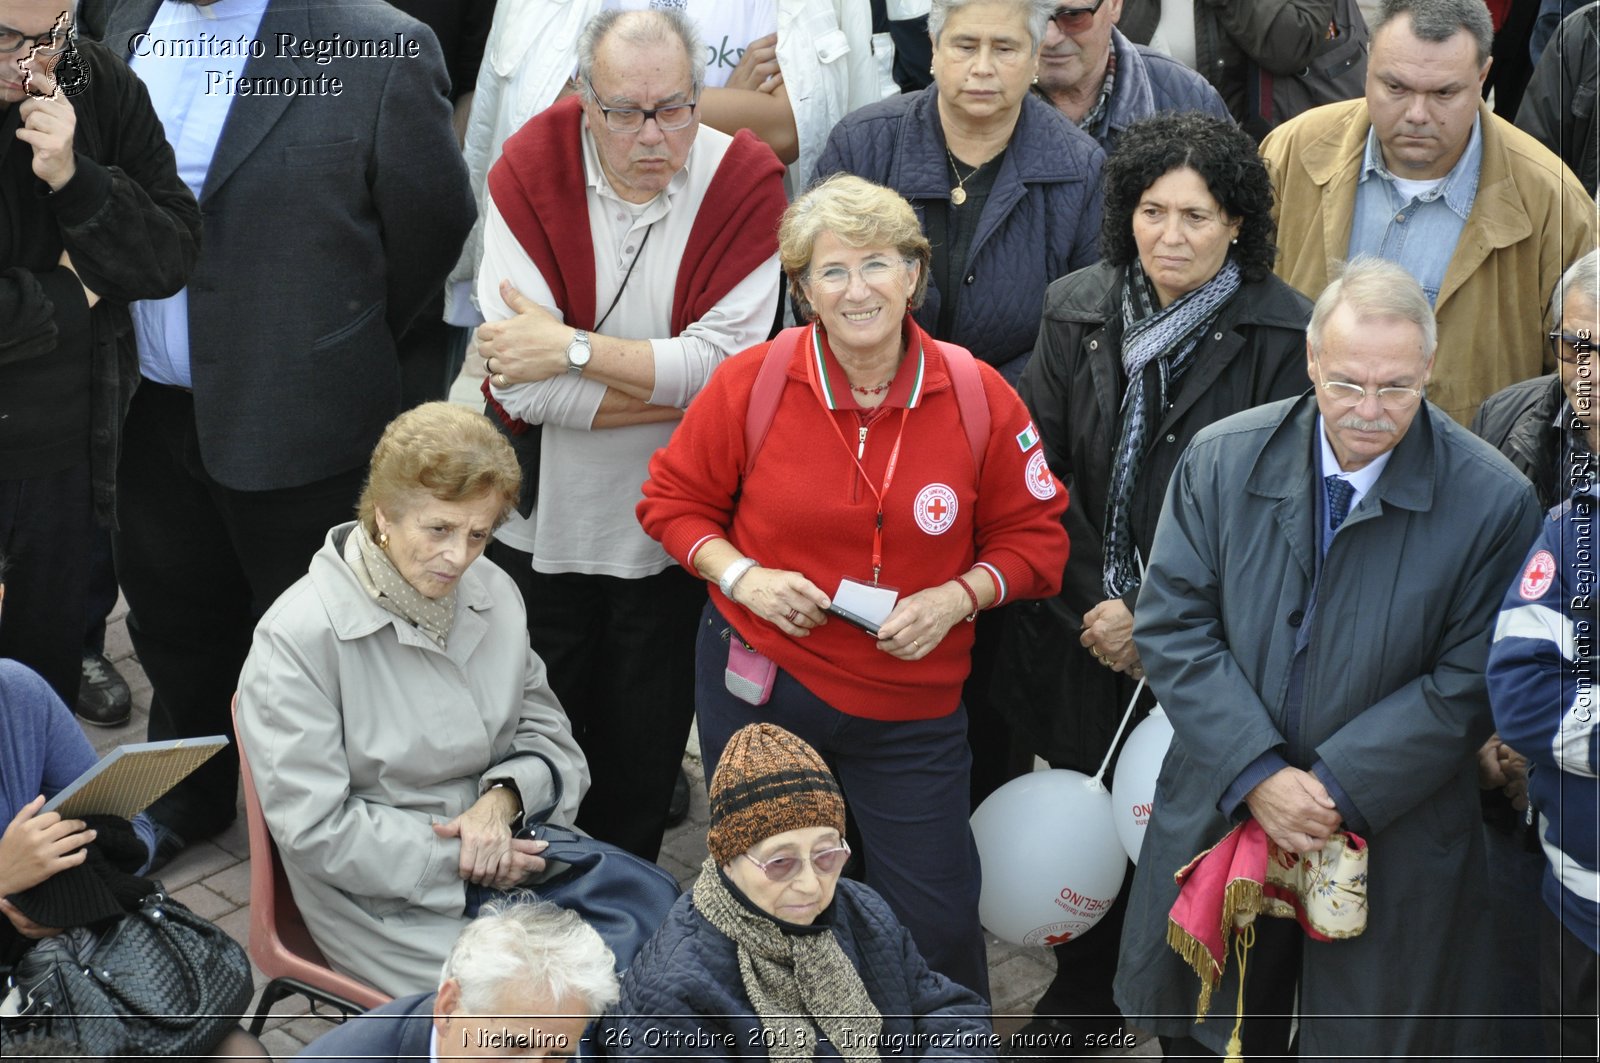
<box><xmin>1488</xmin><ymin>504</ymin><xmax>1599</xmax><ymax>782</ymax></box>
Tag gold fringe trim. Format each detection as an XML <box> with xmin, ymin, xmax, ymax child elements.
<box><xmin>1167</xmin><ymin>917</ymin><xmax>1222</xmax><ymax>1019</ymax></box>
<box><xmin>1166</xmin><ymin>877</ymin><xmax>1268</xmax><ymax>1022</ymax></box>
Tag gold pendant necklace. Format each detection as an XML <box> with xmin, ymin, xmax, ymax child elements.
<box><xmin>947</xmin><ymin>149</ymin><xmax>978</xmax><ymax>206</ymax></box>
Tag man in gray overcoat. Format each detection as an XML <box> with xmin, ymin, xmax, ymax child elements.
<box><xmin>1115</xmin><ymin>257</ymin><xmax>1544</xmax><ymax>1058</ymax></box>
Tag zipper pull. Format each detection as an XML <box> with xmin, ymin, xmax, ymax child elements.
<box><xmin>857</xmin><ymin>425</ymin><xmax>868</xmax><ymax>459</ymax></box>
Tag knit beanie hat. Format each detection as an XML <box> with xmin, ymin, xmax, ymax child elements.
<box><xmin>706</xmin><ymin>724</ymin><xmax>846</xmax><ymax>866</ymax></box>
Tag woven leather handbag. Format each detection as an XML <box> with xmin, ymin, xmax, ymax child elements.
<box><xmin>1</xmin><ymin>888</ymin><xmax>253</xmax><ymax>1056</ymax></box>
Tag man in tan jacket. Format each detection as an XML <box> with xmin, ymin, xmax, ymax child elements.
<box><xmin>1261</xmin><ymin>0</ymin><xmax>1594</xmax><ymax>424</ymax></box>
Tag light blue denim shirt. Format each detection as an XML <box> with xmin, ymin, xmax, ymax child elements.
<box><xmin>127</xmin><ymin>0</ymin><xmax>271</xmax><ymax>388</ymax></box>
<box><xmin>1348</xmin><ymin>114</ymin><xmax>1483</xmax><ymax>306</ymax></box>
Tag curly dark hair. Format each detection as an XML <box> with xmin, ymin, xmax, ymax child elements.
<box><xmin>1099</xmin><ymin>112</ymin><xmax>1278</xmax><ymax>283</ymax></box>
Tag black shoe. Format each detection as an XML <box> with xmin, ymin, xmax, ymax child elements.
<box><xmin>666</xmin><ymin>767</ymin><xmax>691</xmax><ymax>827</ymax></box>
<box><xmin>76</xmin><ymin>652</ymin><xmax>132</xmax><ymax>728</ymax></box>
<box><xmin>140</xmin><ymin>821</ymin><xmax>188</xmax><ymax>877</ymax></box>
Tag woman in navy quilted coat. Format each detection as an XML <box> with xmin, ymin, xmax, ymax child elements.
<box><xmin>602</xmin><ymin>724</ymin><xmax>993</xmax><ymax>1061</ymax></box>
<box><xmin>812</xmin><ymin>0</ymin><xmax>1104</xmax><ymax>388</ymax></box>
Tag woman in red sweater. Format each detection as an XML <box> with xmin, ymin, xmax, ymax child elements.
<box><xmin>637</xmin><ymin>175</ymin><xmax>1069</xmax><ymax>1000</ymax></box>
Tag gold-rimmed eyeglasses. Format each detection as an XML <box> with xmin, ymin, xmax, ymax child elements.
<box><xmin>1314</xmin><ymin>357</ymin><xmax>1425</xmax><ymax>411</ymax></box>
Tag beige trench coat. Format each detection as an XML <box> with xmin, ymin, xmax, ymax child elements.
<box><xmin>238</xmin><ymin>523</ymin><xmax>588</xmax><ymax>996</ymax></box>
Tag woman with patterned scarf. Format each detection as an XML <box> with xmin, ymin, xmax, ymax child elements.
<box><xmin>990</xmin><ymin>111</ymin><xmax>1312</xmax><ymax>1051</ymax></box>
<box><xmin>606</xmin><ymin>722</ymin><xmax>992</xmax><ymax>1060</ymax></box>
<box><xmin>235</xmin><ymin>403</ymin><xmax>588</xmax><ymax>996</ymax></box>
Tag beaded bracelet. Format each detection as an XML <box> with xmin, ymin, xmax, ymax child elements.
<box><xmin>954</xmin><ymin>574</ymin><xmax>981</xmax><ymax>622</ymax></box>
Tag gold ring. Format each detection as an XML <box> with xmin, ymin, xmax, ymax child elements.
<box><xmin>493</xmin><ymin>373</ymin><xmax>510</xmax><ymax>388</ymax></box>
<box><xmin>786</xmin><ymin>608</ymin><xmax>799</xmax><ymax>622</ymax></box>
<box><xmin>913</xmin><ymin>639</ymin><xmax>921</xmax><ymax>650</ymax></box>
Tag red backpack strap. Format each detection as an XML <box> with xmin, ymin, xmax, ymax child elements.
<box><xmin>929</xmin><ymin>338</ymin><xmax>990</xmax><ymax>475</ymax></box>
<box><xmin>743</xmin><ymin>326</ymin><xmax>809</xmax><ymax>477</ymax></box>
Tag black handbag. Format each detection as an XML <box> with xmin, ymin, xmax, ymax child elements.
<box><xmin>511</xmin><ymin>756</ymin><xmax>683</xmax><ymax>972</ymax></box>
<box><xmin>1</xmin><ymin>889</ymin><xmax>253</xmax><ymax>1057</ymax></box>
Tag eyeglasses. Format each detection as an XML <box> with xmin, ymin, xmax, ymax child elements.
<box><xmin>742</xmin><ymin>840</ymin><xmax>851</xmax><ymax>882</ymax></box>
<box><xmin>0</xmin><ymin>24</ymin><xmax>73</xmax><ymax>57</ymax></box>
<box><xmin>808</xmin><ymin>258</ymin><xmax>910</xmax><ymax>294</ymax></box>
<box><xmin>1549</xmin><ymin>329</ymin><xmax>1596</xmax><ymax>365</ymax></box>
<box><xmin>1050</xmin><ymin>0</ymin><xmax>1109</xmax><ymax>34</ymax></box>
<box><xmin>585</xmin><ymin>78</ymin><xmax>698</xmax><ymax>133</ymax></box>
<box><xmin>1314</xmin><ymin>358</ymin><xmax>1425</xmax><ymax>412</ymax></box>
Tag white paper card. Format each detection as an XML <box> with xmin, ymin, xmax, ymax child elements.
<box><xmin>832</xmin><ymin>578</ymin><xmax>899</xmax><ymax>628</ymax></box>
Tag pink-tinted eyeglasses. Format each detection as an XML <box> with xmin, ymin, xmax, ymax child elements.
<box><xmin>742</xmin><ymin>840</ymin><xmax>852</xmax><ymax>882</ymax></box>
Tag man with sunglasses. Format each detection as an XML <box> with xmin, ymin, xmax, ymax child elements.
<box><xmin>474</xmin><ymin>8</ymin><xmax>785</xmax><ymax>864</ymax></box>
<box><xmin>1468</xmin><ymin>247</ymin><xmax>1599</xmax><ymax>1061</ymax></box>
<box><xmin>1118</xmin><ymin>258</ymin><xmax>1542</xmax><ymax>1057</ymax></box>
<box><xmin>1035</xmin><ymin>0</ymin><xmax>1227</xmax><ymax>151</ymax></box>
<box><xmin>1486</xmin><ymin>254</ymin><xmax>1600</xmax><ymax>1055</ymax></box>
<box><xmin>0</xmin><ymin>0</ymin><xmax>198</xmax><ymax>718</ymax></box>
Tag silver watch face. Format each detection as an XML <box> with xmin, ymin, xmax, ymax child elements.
<box><xmin>567</xmin><ymin>334</ymin><xmax>592</xmax><ymax>370</ymax></box>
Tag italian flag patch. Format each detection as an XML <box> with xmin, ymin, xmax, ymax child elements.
<box><xmin>1016</xmin><ymin>422</ymin><xmax>1039</xmax><ymax>452</ymax></box>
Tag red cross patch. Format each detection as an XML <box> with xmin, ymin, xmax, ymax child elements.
<box><xmin>1026</xmin><ymin>450</ymin><xmax>1057</xmax><ymax>500</ymax></box>
<box><xmin>1519</xmin><ymin>549</ymin><xmax>1556</xmax><ymax>600</ymax></box>
<box><xmin>913</xmin><ymin>483</ymin><xmax>958</xmax><ymax>535</ymax></box>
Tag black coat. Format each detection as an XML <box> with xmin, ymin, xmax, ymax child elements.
<box><xmin>0</xmin><ymin>39</ymin><xmax>200</xmax><ymax>519</ymax></box>
<box><xmin>604</xmin><ymin>880</ymin><xmax>993</xmax><ymax>1060</ymax></box>
<box><xmin>1517</xmin><ymin>3</ymin><xmax>1599</xmax><ymax>196</ymax></box>
<box><xmin>992</xmin><ymin>262</ymin><xmax>1311</xmax><ymax>768</ymax></box>
<box><xmin>1470</xmin><ymin>372</ymin><xmax>1566</xmax><ymax>509</ymax></box>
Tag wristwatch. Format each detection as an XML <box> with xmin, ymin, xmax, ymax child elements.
<box><xmin>565</xmin><ymin>329</ymin><xmax>592</xmax><ymax>375</ymax></box>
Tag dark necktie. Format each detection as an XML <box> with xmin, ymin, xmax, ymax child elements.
<box><xmin>1325</xmin><ymin>475</ymin><xmax>1355</xmax><ymax>532</ymax></box>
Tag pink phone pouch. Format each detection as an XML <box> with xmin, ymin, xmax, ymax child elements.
<box><xmin>725</xmin><ymin>637</ymin><xmax>777</xmax><ymax>705</ymax></box>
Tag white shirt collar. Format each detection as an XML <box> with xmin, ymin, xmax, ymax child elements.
<box><xmin>1317</xmin><ymin>414</ymin><xmax>1392</xmax><ymax>512</ymax></box>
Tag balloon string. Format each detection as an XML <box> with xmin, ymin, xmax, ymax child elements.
<box><xmin>1091</xmin><ymin>675</ymin><xmax>1146</xmax><ymax>789</ymax></box>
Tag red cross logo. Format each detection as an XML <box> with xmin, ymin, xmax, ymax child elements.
<box><xmin>1042</xmin><ymin>931</ymin><xmax>1074</xmax><ymax>944</ymax></box>
<box><xmin>913</xmin><ymin>484</ymin><xmax>958</xmax><ymax>535</ymax></box>
<box><xmin>1520</xmin><ymin>549</ymin><xmax>1556</xmax><ymax>600</ymax></box>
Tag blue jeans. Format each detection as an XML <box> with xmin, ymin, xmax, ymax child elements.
<box><xmin>694</xmin><ymin>602</ymin><xmax>990</xmax><ymax>1001</ymax></box>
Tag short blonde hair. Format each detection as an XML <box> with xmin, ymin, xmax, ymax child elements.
<box><xmin>357</xmin><ymin>403</ymin><xmax>521</xmax><ymax>536</ymax></box>
<box><xmin>780</xmin><ymin>174</ymin><xmax>932</xmax><ymax>322</ymax></box>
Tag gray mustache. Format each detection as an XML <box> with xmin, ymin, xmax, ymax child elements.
<box><xmin>1338</xmin><ymin>414</ymin><xmax>1397</xmax><ymax>433</ymax></box>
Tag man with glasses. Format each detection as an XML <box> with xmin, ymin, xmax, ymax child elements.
<box><xmin>1035</xmin><ymin>0</ymin><xmax>1228</xmax><ymax>151</ymax></box>
<box><xmin>474</xmin><ymin>7</ymin><xmax>786</xmax><ymax>862</ymax></box>
<box><xmin>0</xmin><ymin>0</ymin><xmax>198</xmax><ymax>720</ymax></box>
<box><xmin>1116</xmin><ymin>257</ymin><xmax>1542</xmax><ymax>1057</ymax></box>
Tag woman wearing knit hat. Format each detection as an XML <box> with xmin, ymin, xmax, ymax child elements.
<box><xmin>604</xmin><ymin>723</ymin><xmax>994</xmax><ymax>1060</ymax></box>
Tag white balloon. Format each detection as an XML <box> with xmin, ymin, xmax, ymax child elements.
<box><xmin>970</xmin><ymin>769</ymin><xmax>1128</xmax><ymax>946</ymax></box>
<box><xmin>1111</xmin><ymin>706</ymin><xmax>1173</xmax><ymax>864</ymax></box>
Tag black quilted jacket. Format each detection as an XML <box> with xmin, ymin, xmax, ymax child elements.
<box><xmin>602</xmin><ymin>878</ymin><xmax>995</xmax><ymax>1060</ymax></box>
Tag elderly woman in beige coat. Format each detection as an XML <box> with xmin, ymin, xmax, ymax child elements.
<box><xmin>237</xmin><ymin>403</ymin><xmax>587</xmax><ymax>997</ymax></box>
